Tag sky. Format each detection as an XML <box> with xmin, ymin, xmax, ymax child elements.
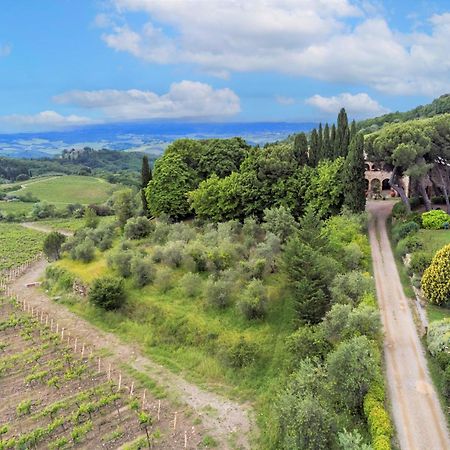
<box><xmin>1</xmin><ymin>0</ymin><xmax>450</xmax><ymax>132</ymax></box>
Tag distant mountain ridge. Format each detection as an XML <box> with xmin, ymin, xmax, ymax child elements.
<box><xmin>0</xmin><ymin>121</ymin><xmax>316</xmax><ymax>159</ymax></box>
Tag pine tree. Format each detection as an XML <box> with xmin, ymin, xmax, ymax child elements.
<box><xmin>309</xmin><ymin>129</ymin><xmax>320</xmax><ymax>167</ymax></box>
<box><xmin>344</xmin><ymin>133</ymin><xmax>366</xmax><ymax>213</ymax></box>
<box><xmin>293</xmin><ymin>132</ymin><xmax>309</xmax><ymax>166</ymax></box>
<box><xmin>330</xmin><ymin>123</ymin><xmax>336</xmax><ymax>157</ymax></box>
<box><xmin>323</xmin><ymin>123</ymin><xmax>332</xmax><ymax>159</ymax></box>
<box><xmin>141</xmin><ymin>155</ymin><xmax>152</xmax><ymax>216</ymax></box>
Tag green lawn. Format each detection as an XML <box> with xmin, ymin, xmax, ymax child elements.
<box><xmin>417</xmin><ymin>229</ymin><xmax>450</xmax><ymax>254</ymax></box>
<box><xmin>8</xmin><ymin>175</ymin><xmax>116</xmax><ymax>205</ymax></box>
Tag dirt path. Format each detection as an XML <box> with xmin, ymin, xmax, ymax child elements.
<box><xmin>368</xmin><ymin>201</ymin><xmax>450</xmax><ymax>450</ymax></box>
<box><xmin>21</xmin><ymin>222</ymin><xmax>74</xmax><ymax>237</ymax></box>
<box><xmin>9</xmin><ymin>228</ymin><xmax>253</xmax><ymax>449</ymax></box>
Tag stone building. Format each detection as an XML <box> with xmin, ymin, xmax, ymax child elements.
<box><xmin>365</xmin><ymin>161</ymin><xmax>410</xmax><ymax>199</ymax></box>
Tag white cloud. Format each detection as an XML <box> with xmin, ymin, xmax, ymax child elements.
<box><xmin>53</xmin><ymin>81</ymin><xmax>240</xmax><ymax>120</ymax></box>
<box><xmin>99</xmin><ymin>1</ymin><xmax>450</xmax><ymax>96</ymax></box>
<box><xmin>306</xmin><ymin>92</ymin><xmax>389</xmax><ymax>117</ymax></box>
<box><xmin>275</xmin><ymin>95</ymin><xmax>295</xmax><ymax>106</ymax></box>
<box><xmin>0</xmin><ymin>111</ymin><xmax>94</xmax><ymax>133</ymax></box>
<box><xmin>0</xmin><ymin>44</ymin><xmax>11</xmax><ymax>57</ymax></box>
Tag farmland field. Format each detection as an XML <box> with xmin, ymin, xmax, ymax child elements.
<box><xmin>35</xmin><ymin>216</ymin><xmax>116</xmax><ymax>233</ymax></box>
<box><xmin>0</xmin><ymin>224</ymin><xmax>45</xmax><ymax>271</ymax></box>
<box><xmin>8</xmin><ymin>176</ymin><xmax>116</xmax><ymax>205</ymax></box>
<box><xmin>0</xmin><ymin>202</ymin><xmax>34</xmax><ymax>215</ymax></box>
<box><xmin>0</xmin><ymin>296</ymin><xmax>202</xmax><ymax>449</ymax></box>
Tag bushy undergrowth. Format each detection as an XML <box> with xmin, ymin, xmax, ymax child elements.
<box><xmin>48</xmin><ymin>207</ymin><xmax>387</xmax><ymax>449</ymax></box>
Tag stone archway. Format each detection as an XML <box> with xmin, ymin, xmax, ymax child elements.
<box><xmin>382</xmin><ymin>179</ymin><xmax>390</xmax><ymax>191</ymax></box>
<box><xmin>371</xmin><ymin>178</ymin><xmax>381</xmax><ymax>195</ymax></box>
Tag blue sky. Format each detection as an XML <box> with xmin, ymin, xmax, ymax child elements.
<box><xmin>0</xmin><ymin>0</ymin><xmax>450</xmax><ymax>132</ymax></box>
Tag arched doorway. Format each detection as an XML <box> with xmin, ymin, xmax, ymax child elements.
<box><xmin>382</xmin><ymin>179</ymin><xmax>390</xmax><ymax>191</ymax></box>
<box><xmin>371</xmin><ymin>179</ymin><xmax>381</xmax><ymax>195</ymax></box>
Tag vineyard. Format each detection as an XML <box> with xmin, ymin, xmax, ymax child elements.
<box><xmin>0</xmin><ymin>224</ymin><xmax>45</xmax><ymax>271</ymax></box>
<box><xmin>0</xmin><ymin>296</ymin><xmax>204</xmax><ymax>449</ymax></box>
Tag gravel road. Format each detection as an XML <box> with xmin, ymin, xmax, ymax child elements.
<box><xmin>368</xmin><ymin>200</ymin><xmax>450</xmax><ymax>450</ymax></box>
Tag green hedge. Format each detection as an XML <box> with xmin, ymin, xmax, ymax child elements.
<box><xmin>363</xmin><ymin>378</ymin><xmax>393</xmax><ymax>450</ymax></box>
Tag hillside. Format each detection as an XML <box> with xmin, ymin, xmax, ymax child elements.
<box><xmin>358</xmin><ymin>94</ymin><xmax>450</xmax><ymax>131</ymax></box>
<box><xmin>0</xmin><ymin>148</ymin><xmax>152</xmax><ymax>184</ymax></box>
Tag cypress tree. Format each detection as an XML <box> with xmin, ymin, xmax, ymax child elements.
<box><xmin>344</xmin><ymin>133</ymin><xmax>366</xmax><ymax>213</ymax></box>
<box><xmin>350</xmin><ymin>119</ymin><xmax>357</xmax><ymax>141</ymax></box>
<box><xmin>293</xmin><ymin>132</ymin><xmax>309</xmax><ymax>166</ymax></box>
<box><xmin>318</xmin><ymin>123</ymin><xmax>323</xmax><ymax>161</ymax></box>
<box><xmin>141</xmin><ymin>155</ymin><xmax>152</xmax><ymax>216</ymax></box>
<box><xmin>309</xmin><ymin>129</ymin><xmax>320</xmax><ymax>167</ymax></box>
<box><xmin>335</xmin><ymin>108</ymin><xmax>350</xmax><ymax>158</ymax></box>
<box><xmin>330</xmin><ymin>123</ymin><xmax>336</xmax><ymax>157</ymax></box>
<box><xmin>323</xmin><ymin>123</ymin><xmax>332</xmax><ymax>159</ymax></box>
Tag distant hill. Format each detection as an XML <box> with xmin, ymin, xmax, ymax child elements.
<box><xmin>0</xmin><ymin>147</ymin><xmax>150</xmax><ymax>186</ymax></box>
<box><xmin>358</xmin><ymin>94</ymin><xmax>450</xmax><ymax>132</ymax></box>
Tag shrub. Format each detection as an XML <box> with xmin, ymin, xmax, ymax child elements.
<box><xmin>179</xmin><ymin>273</ymin><xmax>202</xmax><ymax>298</ymax></box>
<box><xmin>422</xmin><ymin>244</ymin><xmax>450</xmax><ymax>305</ymax></box>
<box><xmin>89</xmin><ymin>276</ymin><xmax>125</xmax><ymax>310</ymax></box>
<box><xmin>396</xmin><ymin>235</ymin><xmax>423</xmax><ymax>257</ymax></box>
<box><xmin>224</xmin><ymin>336</ymin><xmax>259</xmax><ymax>368</ymax></box>
<box><xmin>71</xmin><ymin>238</ymin><xmax>95</xmax><ymax>263</ymax></box>
<box><xmin>363</xmin><ymin>379</ymin><xmax>393</xmax><ymax>450</ymax></box>
<box><xmin>408</xmin><ymin>252</ymin><xmax>432</xmax><ymax>277</ymax></box>
<box><xmin>154</xmin><ymin>268</ymin><xmax>173</xmax><ymax>293</ymax></box>
<box><xmin>239</xmin><ymin>258</ymin><xmax>267</xmax><ymax>280</ymax></box>
<box><xmin>330</xmin><ymin>271</ymin><xmax>374</xmax><ymax>305</ymax></box>
<box><xmin>285</xmin><ymin>325</ymin><xmax>331</xmax><ymax>363</ymax></box>
<box><xmin>205</xmin><ymin>276</ymin><xmax>233</xmax><ymax>309</ymax></box>
<box><xmin>167</xmin><ymin>222</ymin><xmax>196</xmax><ymax>243</ymax></box>
<box><xmin>422</xmin><ymin>209</ymin><xmax>450</xmax><ymax>229</ymax></box>
<box><xmin>108</xmin><ymin>250</ymin><xmax>133</xmax><ymax>278</ymax></box>
<box><xmin>392</xmin><ymin>221</ymin><xmax>419</xmax><ymax>242</ymax></box>
<box><xmin>162</xmin><ymin>240</ymin><xmax>185</xmax><ymax>268</ymax></box>
<box><xmin>124</xmin><ymin>216</ymin><xmax>154</xmax><ymax>239</ymax></box>
<box><xmin>342</xmin><ymin>242</ymin><xmax>364</xmax><ymax>270</ymax></box>
<box><xmin>43</xmin><ymin>232</ymin><xmax>66</xmax><ymax>261</ymax></box>
<box><xmin>131</xmin><ymin>257</ymin><xmax>155</xmax><ymax>287</ymax></box>
<box><xmin>392</xmin><ymin>202</ymin><xmax>408</xmax><ymax>219</ymax></box>
<box><xmin>426</xmin><ymin>319</ymin><xmax>450</xmax><ymax>356</ymax></box>
<box><xmin>261</xmin><ymin>205</ymin><xmax>298</xmax><ymax>243</ymax></box>
<box><xmin>237</xmin><ymin>279</ymin><xmax>268</xmax><ymax>320</ymax></box>
<box><xmin>184</xmin><ymin>241</ymin><xmax>209</xmax><ymax>272</ymax></box>
<box><xmin>84</xmin><ymin>207</ymin><xmax>99</xmax><ymax>229</ymax></box>
<box><xmin>337</xmin><ymin>429</ymin><xmax>371</xmax><ymax>450</ymax></box>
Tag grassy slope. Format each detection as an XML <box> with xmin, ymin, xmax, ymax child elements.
<box><xmin>55</xmin><ymin>251</ymin><xmax>295</xmax><ymax>446</ymax></box>
<box><xmin>0</xmin><ymin>201</ymin><xmax>34</xmax><ymax>214</ymax></box>
<box><xmin>9</xmin><ymin>175</ymin><xmax>116</xmax><ymax>205</ymax></box>
<box><xmin>37</xmin><ymin>216</ymin><xmax>116</xmax><ymax>232</ymax></box>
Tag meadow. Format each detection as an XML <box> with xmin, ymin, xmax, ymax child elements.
<box><xmin>0</xmin><ymin>224</ymin><xmax>45</xmax><ymax>271</ymax></box>
<box><xmin>8</xmin><ymin>176</ymin><xmax>116</xmax><ymax>205</ymax></box>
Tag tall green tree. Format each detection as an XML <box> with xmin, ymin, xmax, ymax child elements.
<box><xmin>293</xmin><ymin>132</ymin><xmax>309</xmax><ymax>166</ymax></box>
<box><xmin>350</xmin><ymin>119</ymin><xmax>357</xmax><ymax>141</ymax></box>
<box><xmin>344</xmin><ymin>134</ymin><xmax>366</xmax><ymax>213</ymax></box>
<box><xmin>330</xmin><ymin>123</ymin><xmax>336</xmax><ymax>156</ymax></box>
<box><xmin>322</xmin><ymin>123</ymin><xmax>332</xmax><ymax>159</ymax></box>
<box><xmin>309</xmin><ymin>129</ymin><xmax>320</xmax><ymax>167</ymax></box>
<box><xmin>141</xmin><ymin>155</ymin><xmax>152</xmax><ymax>216</ymax></box>
<box><xmin>43</xmin><ymin>232</ymin><xmax>66</xmax><ymax>261</ymax></box>
<box><xmin>335</xmin><ymin>108</ymin><xmax>350</xmax><ymax>158</ymax></box>
<box><xmin>318</xmin><ymin>123</ymin><xmax>323</xmax><ymax>161</ymax></box>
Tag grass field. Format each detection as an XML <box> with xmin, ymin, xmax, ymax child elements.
<box><xmin>0</xmin><ymin>223</ymin><xmax>45</xmax><ymax>271</ymax></box>
<box><xmin>417</xmin><ymin>229</ymin><xmax>450</xmax><ymax>255</ymax></box>
<box><xmin>37</xmin><ymin>216</ymin><xmax>116</xmax><ymax>233</ymax></box>
<box><xmin>0</xmin><ymin>201</ymin><xmax>34</xmax><ymax>215</ymax></box>
<box><xmin>8</xmin><ymin>176</ymin><xmax>116</xmax><ymax>205</ymax></box>
<box><xmin>0</xmin><ymin>297</ymin><xmax>201</xmax><ymax>449</ymax></box>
